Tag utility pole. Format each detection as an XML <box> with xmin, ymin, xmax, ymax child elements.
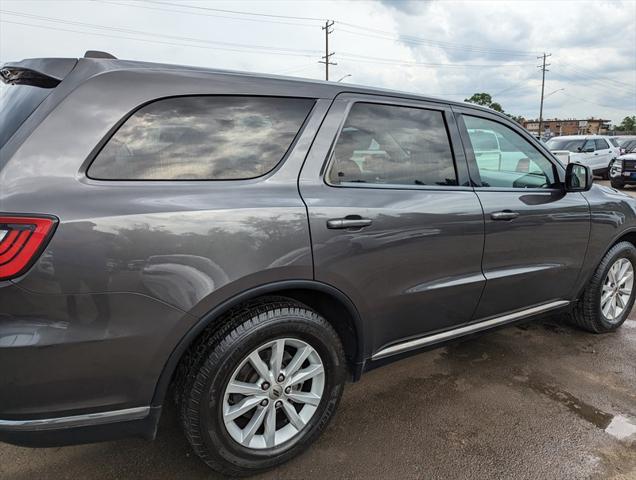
<box><xmin>319</xmin><ymin>20</ymin><xmax>336</xmax><ymax>81</ymax></box>
<box><xmin>537</xmin><ymin>52</ymin><xmax>551</xmax><ymax>138</ymax></box>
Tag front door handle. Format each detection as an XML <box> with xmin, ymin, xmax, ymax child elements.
<box><xmin>326</xmin><ymin>217</ymin><xmax>373</xmax><ymax>229</ymax></box>
<box><xmin>491</xmin><ymin>210</ymin><xmax>519</xmax><ymax>221</ymax></box>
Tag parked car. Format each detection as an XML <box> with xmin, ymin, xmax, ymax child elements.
<box><xmin>610</xmin><ymin>139</ymin><xmax>636</xmax><ymax>189</ymax></box>
<box><xmin>546</xmin><ymin>135</ymin><xmax>621</xmax><ymax>177</ymax></box>
<box><xmin>615</xmin><ymin>136</ymin><xmax>636</xmax><ymax>156</ymax></box>
<box><xmin>2</xmin><ymin>53</ymin><xmax>636</xmax><ymax>477</ymax></box>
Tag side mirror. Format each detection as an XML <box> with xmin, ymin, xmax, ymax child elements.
<box><xmin>565</xmin><ymin>163</ymin><xmax>592</xmax><ymax>192</ymax></box>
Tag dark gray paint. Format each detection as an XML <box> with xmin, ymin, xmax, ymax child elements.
<box><xmin>1</xmin><ymin>57</ymin><xmax>636</xmax><ymax>443</ymax></box>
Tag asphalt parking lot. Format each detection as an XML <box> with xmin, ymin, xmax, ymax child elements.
<box><xmin>1</xmin><ymin>180</ymin><xmax>634</xmax><ymax>480</ymax></box>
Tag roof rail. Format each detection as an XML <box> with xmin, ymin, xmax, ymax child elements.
<box><xmin>84</xmin><ymin>50</ymin><xmax>117</xmax><ymax>59</ymax></box>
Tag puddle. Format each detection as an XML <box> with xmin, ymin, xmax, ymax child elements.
<box><xmin>516</xmin><ymin>376</ymin><xmax>636</xmax><ymax>441</ymax></box>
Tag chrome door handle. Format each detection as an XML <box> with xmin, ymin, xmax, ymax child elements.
<box><xmin>491</xmin><ymin>211</ymin><xmax>519</xmax><ymax>221</ymax></box>
<box><xmin>326</xmin><ymin>217</ymin><xmax>372</xmax><ymax>229</ymax></box>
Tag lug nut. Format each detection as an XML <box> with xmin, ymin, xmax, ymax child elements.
<box><xmin>285</xmin><ymin>387</ymin><xmax>291</xmax><ymax>394</ymax></box>
<box><xmin>261</xmin><ymin>382</ymin><xmax>270</xmax><ymax>390</ymax></box>
<box><xmin>277</xmin><ymin>374</ymin><xmax>285</xmax><ymax>383</ymax></box>
<box><xmin>261</xmin><ymin>399</ymin><xmax>269</xmax><ymax>407</ymax></box>
<box><xmin>275</xmin><ymin>400</ymin><xmax>283</xmax><ymax>408</ymax></box>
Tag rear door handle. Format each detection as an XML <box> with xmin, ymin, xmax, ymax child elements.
<box><xmin>326</xmin><ymin>217</ymin><xmax>372</xmax><ymax>229</ymax></box>
<box><xmin>491</xmin><ymin>211</ymin><xmax>519</xmax><ymax>221</ymax></box>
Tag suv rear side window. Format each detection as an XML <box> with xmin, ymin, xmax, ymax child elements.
<box><xmin>595</xmin><ymin>138</ymin><xmax>609</xmax><ymax>150</ymax></box>
<box><xmin>327</xmin><ymin>103</ymin><xmax>457</xmax><ymax>187</ymax></box>
<box><xmin>88</xmin><ymin>96</ymin><xmax>314</xmax><ymax>180</ymax></box>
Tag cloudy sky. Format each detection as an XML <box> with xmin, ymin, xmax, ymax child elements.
<box><xmin>1</xmin><ymin>0</ymin><xmax>634</xmax><ymax>124</ymax></box>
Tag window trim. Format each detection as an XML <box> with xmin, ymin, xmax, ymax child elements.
<box><xmin>323</xmin><ymin>99</ymin><xmax>466</xmax><ymax>192</ymax></box>
<box><xmin>82</xmin><ymin>94</ymin><xmax>316</xmax><ymax>182</ymax></box>
<box><xmin>456</xmin><ymin>111</ymin><xmax>564</xmax><ymax>192</ymax></box>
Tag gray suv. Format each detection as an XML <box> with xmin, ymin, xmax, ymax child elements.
<box><xmin>1</xmin><ymin>52</ymin><xmax>635</xmax><ymax>476</ymax></box>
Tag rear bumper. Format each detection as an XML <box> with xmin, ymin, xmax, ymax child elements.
<box><xmin>0</xmin><ymin>281</ymin><xmax>194</xmax><ymax>446</ymax></box>
<box><xmin>0</xmin><ymin>406</ymin><xmax>161</xmax><ymax>447</ymax></box>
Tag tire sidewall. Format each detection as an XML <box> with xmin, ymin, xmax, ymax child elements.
<box><xmin>594</xmin><ymin>243</ymin><xmax>636</xmax><ymax>329</ymax></box>
<box><xmin>194</xmin><ymin>310</ymin><xmax>345</xmax><ymax>472</ymax></box>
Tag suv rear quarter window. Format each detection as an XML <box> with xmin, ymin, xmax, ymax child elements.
<box><xmin>88</xmin><ymin>96</ymin><xmax>314</xmax><ymax>180</ymax></box>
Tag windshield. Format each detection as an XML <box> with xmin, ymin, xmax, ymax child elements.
<box><xmin>622</xmin><ymin>140</ymin><xmax>636</xmax><ymax>154</ymax></box>
<box><xmin>0</xmin><ymin>84</ymin><xmax>52</xmax><ymax>149</ymax></box>
<box><xmin>468</xmin><ymin>130</ymin><xmax>499</xmax><ymax>151</ymax></box>
<box><xmin>546</xmin><ymin>138</ymin><xmax>586</xmax><ymax>152</ymax></box>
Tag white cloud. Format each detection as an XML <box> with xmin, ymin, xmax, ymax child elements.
<box><xmin>1</xmin><ymin>0</ymin><xmax>634</xmax><ymax>124</ymax></box>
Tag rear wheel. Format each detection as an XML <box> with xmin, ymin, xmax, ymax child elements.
<box><xmin>571</xmin><ymin>242</ymin><xmax>636</xmax><ymax>332</ymax></box>
<box><xmin>177</xmin><ymin>299</ymin><xmax>346</xmax><ymax>476</ymax></box>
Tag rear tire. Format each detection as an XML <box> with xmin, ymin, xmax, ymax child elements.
<box><xmin>570</xmin><ymin>242</ymin><xmax>636</xmax><ymax>333</ymax></box>
<box><xmin>176</xmin><ymin>299</ymin><xmax>346</xmax><ymax>476</ymax></box>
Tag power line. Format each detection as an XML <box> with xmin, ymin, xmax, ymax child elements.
<box><xmin>0</xmin><ymin>10</ymin><xmax>321</xmax><ymax>56</ymax></box>
<box><xmin>104</xmin><ymin>0</ymin><xmax>543</xmax><ymax>58</ymax></box>
<box><xmin>143</xmin><ymin>0</ymin><xmax>327</xmax><ymax>22</ymax></box>
<box><xmin>336</xmin><ymin>27</ymin><xmax>540</xmax><ymax>58</ymax></box>
<box><xmin>93</xmin><ymin>0</ymin><xmax>320</xmax><ymax>28</ymax></box>
<box><xmin>337</xmin><ymin>53</ymin><xmax>533</xmax><ymax>68</ymax></box>
<box><xmin>0</xmin><ymin>20</ymin><xmax>317</xmax><ymax>58</ymax></box>
<box><xmin>559</xmin><ymin>91</ymin><xmax>635</xmax><ymax>112</ymax></box>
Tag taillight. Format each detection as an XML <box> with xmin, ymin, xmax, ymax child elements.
<box><xmin>0</xmin><ymin>215</ymin><xmax>57</xmax><ymax>281</ymax></box>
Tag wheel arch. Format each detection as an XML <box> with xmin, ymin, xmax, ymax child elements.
<box><xmin>150</xmin><ymin>280</ymin><xmax>367</xmax><ymax>408</ymax></box>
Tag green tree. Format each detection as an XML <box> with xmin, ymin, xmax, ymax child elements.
<box><xmin>618</xmin><ymin>116</ymin><xmax>636</xmax><ymax>132</ymax></box>
<box><xmin>464</xmin><ymin>92</ymin><xmax>504</xmax><ymax>112</ymax></box>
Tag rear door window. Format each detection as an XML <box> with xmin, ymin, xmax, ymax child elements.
<box><xmin>595</xmin><ymin>138</ymin><xmax>609</xmax><ymax>150</ymax></box>
<box><xmin>327</xmin><ymin>102</ymin><xmax>457</xmax><ymax>187</ymax></box>
<box><xmin>88</xmin><ymin>96</ymin><xmax>314</xmax><ymax>180</ymax></box>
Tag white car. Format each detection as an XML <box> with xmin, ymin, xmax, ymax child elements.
<box><xmin>546</xmin><ymin>135</ymin><xmax>621</xmax><ymax>178</ymax></box>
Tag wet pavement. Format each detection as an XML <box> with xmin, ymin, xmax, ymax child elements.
<box><xmin>1</xmin><ymin>311</ymin><xmax>634</xmax><ymax>480</ymax></box>
<box><xmin>1</xmin><ymin>179</ymin><xmax>635</xmax><ymax>480</ymax></box>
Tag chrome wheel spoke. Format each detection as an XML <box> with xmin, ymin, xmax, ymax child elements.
<box><xmin>270</xmin><ymin>339</ymin><xmax>285</xmax><ymax>378</ymax></box>
<box><xmin>242</xmin><ymin>406</ymin><xmax>268</xmax><ymax>445</ymax></box>
<box><xmin>287</xmin><ymin>391</ymin><xmax>321</xmax><ymax>406</ymax></box>
<box><xmin>248</xmin><ymin>351</ymin><xmax>271</xmax><ymax>381</ymax></box>
<box><xmin>284</xmin><ymin>345</ymin><xmax>312</xmax><ymax>377</ymax></box>
<box><xmin>281</xmin><ymin>401</ymin><xmax>306</xmax><ymax>431</ymax></box>
<box><xmin>263</xmin><ymin>403</ymin><xmax>277</xmax><ymax>448</ymax></box>
<box><xmin>291</xmin><ymin>364</ymin><xmax>324</xmax><ymax>385</ymax></box>
<box><xmin>222</xmin><ymin>337</ymin><xmax>325</xmax><ymax>449</ymax></box>
<box><xmin>226</xmin><ymin>380</ymin><xmax>263</xmax><ymax>396</ymax></box>
<box><xmin>225</xmin><ymin>396</ymin><xmax>262</xmax><ymax>422</ymax></box>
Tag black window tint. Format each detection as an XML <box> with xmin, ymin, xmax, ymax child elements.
<box><xmin>464</xmin><ymin>115</ymin><xmax>557</xmax><ymax>189</ymax></box>
<box><xmin>89</xmin><ymin>96</ymin><xmax>313</xmax><ymax>180</ymax></box>
<box><xmin>328</xmin><ymin>103</ymin><xmax>457</xmax><ymax>187</ymax></box>
<box><xmin>595</xmin><ymin>138</ymin><xmax>609</xmax><ymax>150</ymax></box>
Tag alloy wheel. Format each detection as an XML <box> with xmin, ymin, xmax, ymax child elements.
<box><xmin>221</xmin><ymin>338</ymin><xmax>325</xmax><ymax>449</ymax></box>
<box><xmin>601</xmin><ymin>257</ymin><xmax>634</xmax><ymax>322</ymax></box>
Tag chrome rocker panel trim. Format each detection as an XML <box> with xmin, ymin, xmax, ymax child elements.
<box><xmin>372</xmin><ymin>300</ymin><xmax>570</xmax><ymax>360</ymax></box>
<box><xmin>0</xmin><ymin>406</ymin><xmax>150</xmax><ymax>432</ymax></box>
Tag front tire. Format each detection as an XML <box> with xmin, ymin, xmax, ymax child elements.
<box><xmin>571</xmin><ymin>242</ymin><xmax>636</xmax><ymax>333</ymax></box>
<box><xmin>611</xmin><ymin>178</ymin><xmax>625</xmax><ymax>189</ymax></box>
<box><xmin>177</xmin><ymin>299</ymin><xmax>346</xmax><ymax>476</ymax></box>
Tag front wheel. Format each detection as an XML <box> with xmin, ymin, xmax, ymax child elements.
<box><xmin>570</xmin><ymin>242</ymin><xmax>636</xmax><ymax>332</ymax></box>
<box><xmin>611</xmin><ymin>178</ymin><xmax>625</xmax><ymax>189</ymax></box>
<box><xmin>177</xmin><ymin>299</ymin><xmax>346</xmax><ymax>476</ymax></box>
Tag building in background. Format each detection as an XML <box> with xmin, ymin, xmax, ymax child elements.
<box><xmin>524</xmin><ymin>118</ymin><xmax>611</xmax><ymax>138</ymax></box>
